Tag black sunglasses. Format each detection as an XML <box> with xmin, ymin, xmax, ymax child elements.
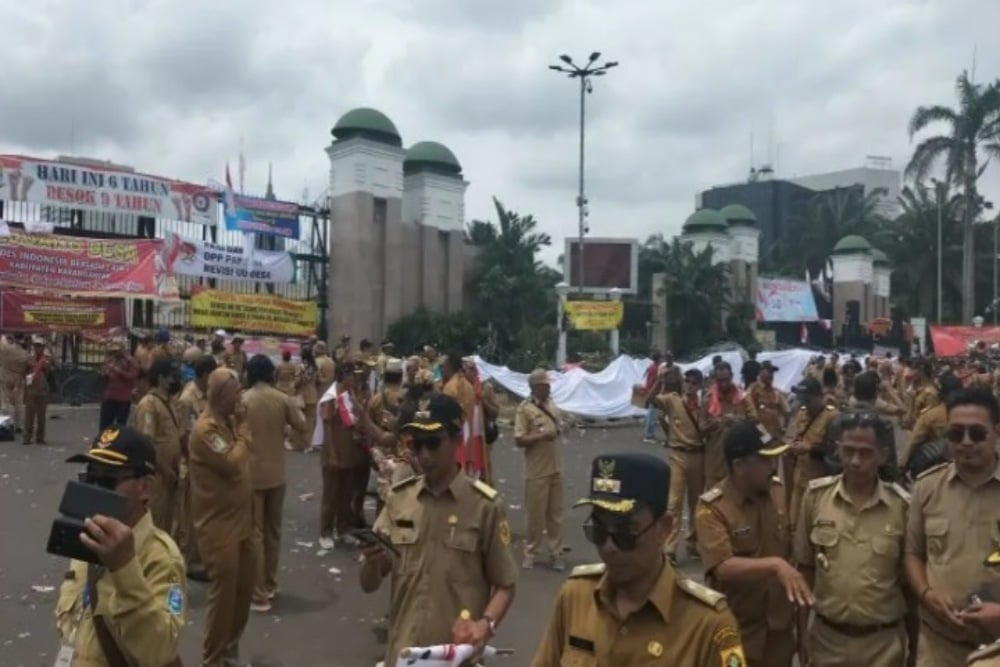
<box><xmin>407</xmin><ymin>435</ymin><xmax>444</xmax><ymax>452</ymax></box>
<box><xmin>583</xmin><ymin>518</ymin><xmax>656</xmax><ymax>552</ymax></box>
<box><xmin>78</xmin><ymin>470</ymin><xmax>143</xmax><ymax>490</ymax></box>
<box><xmin>945</xmin><ymin>424</ymin><xmax>991</xmax><ymax>444</ymax></box>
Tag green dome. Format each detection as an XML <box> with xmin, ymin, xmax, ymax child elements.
<box><xmin>832</xmin><ymin>235</ymin><xmax>873</xmax><ymax>255</ymax></box>
<box><xmin>872</xmin><ymin>248</ymin><xmax>890</xmax><ymax>265</ymax></box>
<box><xmin>682</xmin><ymin>208</ymin><xmax>728</xmax><ymax>233</ymax></box>
<box><xmin>720</xmin><ymin>204</ymin><xmax>757</xmax><ymax>226</ymax></box>
<box><xmin>332</xmin><ymin>107</ymin><xmax>402</xmax><ymax>146</ymax></box>
<box><xmin>404</xmin><ymin>141</ymin><xmax>462</xmax><ymax>176</ymax></box>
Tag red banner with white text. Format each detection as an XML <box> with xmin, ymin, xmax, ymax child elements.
<box><xmin>0</xmin><ymin>232</ymin><xmax>171</xmax><ymax>299</ymax></box>
<box><xmin>0</xmin><ymin>290</ymin><xmax>126</xmax><ymax>332</ymax></box>
<box><xmin>929</xmin><ymin>325</ymin><xmax>1000</xmax><ymax>357</ymax></box>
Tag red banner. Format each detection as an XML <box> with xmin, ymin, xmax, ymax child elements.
<box><xmin>1</xmin><ymin>290</ymin><xmax>126</xmax><ymax>332</ymax></box>
<box><xmin>929</xmin><ymin>325</ymin><xmax>1000</xmax><ymax>357</ymax></box>
<box><xmin>0</xmin><ymin>232</ymin><xmax>169</xmax><ymax>298</ymax></box>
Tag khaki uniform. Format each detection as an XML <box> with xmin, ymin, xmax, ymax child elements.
<box><xmin>369</xmin><ymin>386</ymin><xmax>405</xmax><ymax>502</ymax></box>
<box><xmin>189</xmin><ymin>412</ymin><xmax>256</xmax><ymax>667</ymax></box>
<box><xmin>904</xmin><ymin>403</ymin><xmax>948</xmax><ymax>469</ymax></box>
<box><xmin>0</xmin><ymin>336</ymin><xmax>28</xmax><ymax>429</ymax></box>
<box><xmin>531</xmin><ymin>561</ymin><xmax>745</xmax><ymax>666</ymax></box>
<box><xmin>320</xmin><ymin>386</ymin><xmax>366</xmax><ymax>537</ymax></box>
<box><xmin>789</xmin><ymin>405</ymin><xmax>839</xmax><ymax>529</ymax></box>
<box><xmin>23</xmin><ymin>351</ymin><xmax>51</xmax><ymax>443</ymax></box>
<box><xmin>315</xmin><ymin>354</ymin><xmax>336</xmax><ymax>396</ymax></box>
<box><xmin>702</xmin><ymin>389</ymin><xmax>757</xmax><ymax>489</ymax></box>
<box><xmin>133</xmin><ymin>344</ymin><xmax>154</xmax><ymax>401</ymax></box>
<box><xmin>222</xmin><ymin>349</ymin><xmax>248</xmax><ymax>385</ymax></box>
<box><xmin>54</xmin><ymin>511</ymin><xmax>185</xmax><ymax>666</ymax></box>
<box><xmin>907</xmin><ymin>384</ymin><xmax>941</xmax><ymax>428</ymax></box>
<box><xmin>656</xmin><ymin>391</ymin><xmax>705</xmax><ymax>556</ymax></box>
<box><xmin>969</xmin><ymin>642</ymin><xmax>1000</xmax><ymax>666</ymax></box>
<box><xmin>244</xmin><ymin>383</ymin><xmax>306</xmax><ymax>599</ymax></box>
<box><xmin>274</xmin><ymin>360</ymin><xmax>299</xmax><ymax>396</ymax></box>
<box><xmin>904</xmin><ymin>460</ymin><xmax>1000</xmax><ymax>667</ymax></box>
<box><xmin>374</xmin><ymin>474</ymin><xmax>518</xmax><ymax>665</ymax></box>
<box><xmin>695</xmin><ymin>477</ymin><xmax>795</xmax><ymax>667</ymax></box>
<box><xmin>794</xmin><ymin>475</ymin><xmax>910</xmax><ymax>667</ymax></box>
<box><xmin>134</xmin><ymin>389</ymin><xmax>183</xmax><ymax>535</ymax></box>
<box><xmin>294</xmin><ymin>364</ymin><xmax>319</xmax><ymax>451</ymax></box>
<box><xmin>514</xmin><ymin>397</ymin><xmax>564</xmax><ymax>561</ymax></box>
<box><xmin>175</xmin><ymin>381</ymin><xmax>207</xmax><ymax>574</ymax></box>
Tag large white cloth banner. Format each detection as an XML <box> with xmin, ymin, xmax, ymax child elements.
<box><xmin>474</xmin><ymin>349</ymin><xmax>820</xmax><ymax>420</ymax></box>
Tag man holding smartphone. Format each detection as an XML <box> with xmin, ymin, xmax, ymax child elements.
<box><xmin>55</xmin><ymin>426</ymin><xmax>185</xmax><ymax>666</ymax></box>
<box><xmin>358</xmin><ymin>394</ymin><xmax>517</xmax><ymax>665</ymax></box>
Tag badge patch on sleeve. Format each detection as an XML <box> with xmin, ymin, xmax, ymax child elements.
<box><xmin>498</xmin><ymin>519</ymin><xmax>511</xmax><ymax>547</ymax></box>
<box><xmin>166</xmin><ymin>585</ymin><xmax>184</xmax><ymax>615</ymax></box>
<box><xmin>143</xmin><ymin>412</ymin><xmax>154</xmax><ymax>432</ymax></box>
<box><xmin>209</xmin><ymin>435</ymin><xmax>228</xmax><ymax>453</ymax></box>
<box><xmin>720</xmin><ymin>645</ymin><xmax>746</xmax><ymax>667</ymax></box>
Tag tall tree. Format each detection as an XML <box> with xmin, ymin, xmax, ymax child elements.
<box><xmin>774</xmin><ymin>186</ymin><xmax>887</xmax><ymax>280</ymax></box>
<box><xmin>906</xmin><ymin>70</ymin><xmax>1000</xmax><ymax>321</ymax></box>
<box><xmin>466</xmin><ymin>197</ymin><xmax>557</xmax><ymax>360</ymax></box>
<box><xmin>876</xmin><ymin>183</ymin><xmax>963</xmax><ymax>321</ymax></box>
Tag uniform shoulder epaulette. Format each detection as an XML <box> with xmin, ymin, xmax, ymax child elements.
<box><xmin>807</xmin><ymin>475</ymin><xmax>838</xmax><ymax>492</ymax></box>
<box><xmin>472</xmin><ymin>479</ymin><xmax>499</xmax><ymax>501</ymax></box>
<box><xmin>391</xmin><ymin>475</ymin><xmax>420</xmax><ymax>491</ymax></box>
<box><xmin>699</xmin><ymin>487</ymin><xmax>723</xmax><ymax>503</ymax></box>
<box><xmin>677</xmin><ymin>577</ymin><xmax>726</xmax><ymax>610</ymax></box>
<box><xmin>916</xmin><ymin>461</ymin><xmax>950</xmax><ymax>480</ymax></box>
<box><xmin>888</xmin><ymin>482</ymin><xmax>911</xmax><ymax>504</ymax></box>
<box><xmin>967</xmin><ymin>639</ymin><xmax>1000</xmax><ymax>664</ymax></box>
<box><xmin>569</xmin><ymin>563</ymin><xmax>606</xmax><ymax>578</ymax></box>
<box><xmin>770</xmin><ymin>475</ymin><xmax>784</xmax><ymax>486</ymax></box>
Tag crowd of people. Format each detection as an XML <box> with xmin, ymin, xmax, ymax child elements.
<box><xmin>27</xmin><ymin>329</ymin><xmax>1000</xmax><ymax>666</ymax></box>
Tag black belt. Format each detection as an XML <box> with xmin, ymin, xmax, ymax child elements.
<box><xmin>817</xmin><ymin>614</ymin><xmax>900</xmax><ymax>638</ymax></box>
<box><xmin>670</xmin><ymin>445</ymin><xmax>703</xmax><ymax>453</ymax></box>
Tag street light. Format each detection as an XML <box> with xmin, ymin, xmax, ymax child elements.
<box><xmin>555</xmin><ymin>281</ymin><xmax>570</xmax><ymax>367</ymax></box>
<box><xmin>548</xmin><ymin>53</ymin><xmax>619</xmax><ymax>294</ymax></box>
<box><xmin>932</xmin><ymin>178</ymin><xmax>945</xmax><ymax>323</ymax></box>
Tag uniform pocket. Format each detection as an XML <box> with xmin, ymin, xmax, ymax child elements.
<box><xmin>446</xmin><ymin>529</ymin><xmax>480</xmax><ymax>581</ymax></box>
<box><xmin>871</xmin><ymin>535</ymin><xmax>901</xmax><ymax>559</ymax></box>
<box><xmin>730</xmin><ymin>528</ymin><xmax>759</xmax><ymax>556</ymax></box>
<box><xmin>389</xmin><ymin>524</ymin><xmax>420</xmax><ymax>575</ymax></box>
<box><xmin>926</xmin><ymin>517</ymin><xmax>949</xmax><ymax>562</ymax></box>
<box><xmin>560</xmin><ymin>649</ymin><xmax>598</xmax><ymax>667</ymax></box>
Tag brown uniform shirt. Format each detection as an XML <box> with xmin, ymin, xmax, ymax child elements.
<box><xmin>791</xmin><ymin>404</ymin><xmax>839</xmax><ymax>462</ymax></box>
<box><xmin>222</xmin><ymin>349</ymin><xmax>248</xmax><ymax>383</ymax></box>
<box><xmin>969</xmin><ymin>641</ymin><xmax>1000</xmax><ymax>666</ymax></box>
<box><xmin>374</xmin><ymin>474</ymin><xmax>518</xmax><ymax>664</ymax></box>
<box><xmin>320</xmin><ymin>386</ymin><xmax>364</xmax><ymax>470</ymax></box>
<box><xmin>794</xmin><ymin>475</ymin><xmax>909</xmax><ymax>625</ymax></box>
<box><xmin>656</xmin><ymin>392</ymin><xmax>703</xmax><ymax>449</ymax></box>
<box><xmin>907</xmin><ymin>384</ymin><xmax>941</xmax><ymax>426</ymax></box>
<box><xmin>905</xmin><ymin>459</ymin><xmax>1000</xmax><ymax>645</ymax></box>
<box><xmin>275</xmin><ymin>361</ymin><xmax>299</xmax><ymax>396</ymax></box>
<box><xmin>748</xmin><ymin>382</ymin><xmax>788</xmax><ymax>441</ymax></box>
<box><xmin>695</xmin><ymin>477</ymin><xmax>793</xmax><ymax>661</ymax></box>
<box><xmin>188</xmin><ymin>412</ymin><xmax>253</xmax><ymax>552</ymax></box>
<box><xmin>0</xmin><ymin>336</ymin><xmax>29</xmax><ymax>378</ymax></box>
<box><xmin>54</xmin><ymin>511</ymin><xmax>185</xmax><ymax>667</ymax></box>
<box><xmin>176</xmin><ymin>381</ymin><xmax>206</xmax><ymax>437</ymax></box>
<box><xmin>514</xmin><ymin>398</ymin><xmax>563</xmax><ymax>479</ymax></box>
<box><xmin>530</xmin><ymin>561</ymin><xmax>745</xmax><ymax>667</ymax></box>
<box><xmin>315</xmin><ymin>354</ymin><xmax>336</xmax><ymax>395</ymax></box>
<box><xmin>134</xmin><ymin>389</ymin><xmax>183</xmax><ymax>483</ymax></box>
<box><xmin>702</xmin><ymin>390</ymin><xmax>756</xmax><ymax>487</ymax></box>
<box><xmin>244</xmin><ymin>383</ymin><xmax>307</xmax><ymax>490</ymax></box>
<box><xmin>298</xmin><ymin>364</ymin><xmax>319</xmax><ymax>405</ymax></box>
<box><xmin>442</xmin><ymin>373</ymin><xmax>476</xmax><ymax>424</ymax></box>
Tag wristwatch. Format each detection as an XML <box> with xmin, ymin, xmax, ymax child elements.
<box><xmin>481</xmin><ymin>614</ymin><xmax>497</xmax><ymax>637</ymax></box>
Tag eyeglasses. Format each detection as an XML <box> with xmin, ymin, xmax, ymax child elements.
<box><xmin>583</xmin><ymin>518</ymin><xmax>656</xmax><ymax>552</ymax></box>
<box><xmin>78</xmin><ymin>470</ymin><xmax>141</xmax><ymax>490</ymax></box>
<box><xmin>945</xmin><ymin>424</ymin><xmax>991</xmax><ymax>444</ymax></box>
<box><xmin>407</xmin><ymin>435</ymin><xmax>444</xmax><ymax>452</ymax></box>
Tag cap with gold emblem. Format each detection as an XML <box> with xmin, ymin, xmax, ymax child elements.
<box><xmin>399</xmin><ymin>394</ymin><xmax>464</xmax><ymax>434</ymax></box>
<box><xmin>66</xmin><ymin>426</ymin><xmax>157</xmax><ymax>475</ymax></box>
<box><xmin>574</xmin><ymin>453</ymin><xmax>670</xmax><ymax>516</ymax></box>
<box><xmin>723</xmin><ymin>420</ymin><xmax>789</xmax><ymax>460</ymax></box>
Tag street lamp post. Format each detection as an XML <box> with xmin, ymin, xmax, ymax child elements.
<box><xmin>549</xmin><ymin>53</ymin><xmax>618</xmax><ymax>294</ymax></box>
<box><xmin>609</xmin><ymin>287</ymin><xmax>622</xmax><ymax>356</ymax></box>
<box><xmin>933</xmin><ymin>178</ymin><xmax>944</xmax><ymax>323</ymax></box>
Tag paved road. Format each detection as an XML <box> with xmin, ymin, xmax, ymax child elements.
<box><xmin>0</xmin><ymin>409</ymin><xmax>702</xmax><ymax>667</ymax></box>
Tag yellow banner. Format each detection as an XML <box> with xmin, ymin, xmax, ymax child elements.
<box><xmin>190</xmin><ymin>288</ymin><xmax>318</xmax><ymax>337</ymax></box>
<box><xmin>564</xmin><ymin>301</ymin><xmax>624</xmax><ymax>331</ymax></box>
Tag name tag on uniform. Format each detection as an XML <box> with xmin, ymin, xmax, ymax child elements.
<box><xmin>731</xmin><ymin>527</ymin><xmax>751</xmax><ymax>537</ymax></box>
<box><xmin>54</xmin><ymin>645</ymin><xmax>74</xmax><ymax>667</ymax></box>
<box><xmin>395</xmin><ymin>519</ymin><xmax>414</xmax><ymax>528</ymax></box>
<box><xmin>815</xmin><ymin>519</ymin><xmax>836</xmax><ymax>528</ymax></box>
<box><xmin>568</xmin><ymin>636</ymin><xmax>594</xmax><ymax>653</ymax></box>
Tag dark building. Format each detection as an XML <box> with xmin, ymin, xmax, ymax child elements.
<box><xmin>699</xmin><ymin>178</ymin><xmax>816</xmax><ymax>267</ymax></box>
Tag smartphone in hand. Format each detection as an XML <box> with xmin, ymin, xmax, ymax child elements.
<box><xmin>349</xmin><ymin>528</ymin><xmax>400</xmax><ymax>558</ymax></box>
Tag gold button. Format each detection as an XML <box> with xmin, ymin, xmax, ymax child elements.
<box><xmin>648</xmin><ymin>641</ymin><xmax>663</xmax><ymax>657</ymax></box>
<box><xmin>459</xmin><ymin>609</ymin><xmax>471</xmax><ymax>621</ymax></box>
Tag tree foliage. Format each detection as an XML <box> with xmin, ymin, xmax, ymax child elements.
<box><xmin>906</xmin><ymin>70</ymin><xmax>1000</xmax><ymax>321</ymax></box>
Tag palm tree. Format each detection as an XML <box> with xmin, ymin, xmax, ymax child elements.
<box><xmin>876</xmin><ymin>184</ymin><xmax>963</xmax><ymax>321</ymax></box>
<box><xmin>906</xmin><ymin>70</ymin><xmax>1000</xmax><ymax>321</ymax></box>
<box><xmin>466</xmin><ymin>197</ymin><xmax>556</xmax><ymax>357</ymax></box>
<box><xmin>774</xmin><ymin>186</ymin><xmax>887</xmax><ymax>280</ymax></box>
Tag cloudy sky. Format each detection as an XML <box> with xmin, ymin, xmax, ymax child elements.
<box><xmin>2</xmin><ymin>0</ymin><xmax>999</xmax><ymax>265</ymax></box>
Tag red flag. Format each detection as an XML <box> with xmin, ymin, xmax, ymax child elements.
<box><xmin>800</xmin><ymin>322</ymin><xmax>809</xmax><ymax>344</ymax></box>
<box><xmin>337</xmin><ymin>387</ymin><xmax>355</xmax><ymax>427</ymax></box>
